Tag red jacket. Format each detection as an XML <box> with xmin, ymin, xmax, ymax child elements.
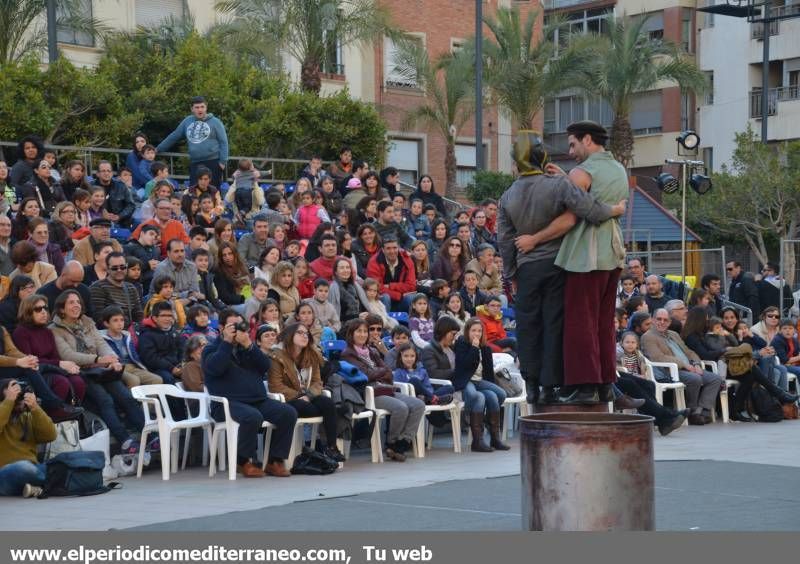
<box><xmin>309</xmin><ymin>255</ymin><xmax>340</xmax><ymax>281</ymax></box>
<box><xmin>366</xmin><ymin>249</ymin><xmax>417</xmax><ymax>302</ymax></box>
<box><xmin>476</xmin><ymin>305</ymin><xmax>507</xmax><ymax>352</ymax></box>
<box><xmin>296</xmin><ymin>204</ymin><xmax>323</xmax><ymax>239</ymax></box>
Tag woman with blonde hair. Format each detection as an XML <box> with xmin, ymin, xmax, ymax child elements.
<box><xmin>268</xmin><ymin>261</ymin><xmax>301</xmax><ymax>320</ymax></box>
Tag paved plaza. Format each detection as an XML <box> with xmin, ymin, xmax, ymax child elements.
<box><xmin>3</xmin><ymin>419</ymin><xmax>800</xmax><ymax>531</ymax></box>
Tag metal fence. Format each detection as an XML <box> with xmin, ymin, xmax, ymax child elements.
<box><xmin>625</xmin><ymin>246</ymin><xmax>728</xmax><ymax>290</ymax></box>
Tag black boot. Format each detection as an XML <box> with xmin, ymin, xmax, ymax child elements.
<box><xmin>761</xmin><ymin>376</ymin><xmax>799</xmax><ymax>404</ymax></box>
<box><xmin>539</xmin><ymin>386</ymin><xmax>560</xmax><ymax>405</ymax></box>
<box><xmin>488</xmin><ymin>411</ymin><xmax>510</xmax><ymax>451</ymax></box>
<box><xmin>470</xmin><ymin>412</ymin><xmax>493</xmax><ymax>452</ymax></box>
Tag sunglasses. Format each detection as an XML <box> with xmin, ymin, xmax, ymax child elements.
<box><xmin>766</xmin><ymin>314</ymin><xmax>780</xmax><ymax>319</ymax></box>
<box><xmin>725</xmin><ymin>267</ymin><xmax>734</xmax><ymax>271</ymax></box>
<box><xmin>368</xmin><ymin>327</ymin><xmax>383</xmax><ymax>332</ymax></box>
<box><xmin>449</xmin><ymin>243</ymin><xmax>462</xmax><ymax>248</ymax></box>
<box><xmin>296</xmin><ymin>329</ymin><xmax>310</xmax><ymax>336</ymax></box>
<box><xmin>33</xmin><ymin>305</ymin><xmax>48</xmax><ymax>313</ymax></box>
<box><xmin>108</xmin><ymin>265</ymin><xmax>128</xmax><ymax>272</ymax></box>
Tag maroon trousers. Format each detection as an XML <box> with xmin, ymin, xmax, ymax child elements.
<box><xmin>563</xmin><ymin>268</ymin><xmax>621</xmax><ymax>386</ymax></box>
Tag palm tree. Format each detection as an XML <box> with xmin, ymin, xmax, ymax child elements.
<box><xmin>391</xmin><ymin>39</ymin><xmax>475</xmax><ymax>197</ymax></box>
<box><xmin>481</xmin><ymin>6</ymin><xmax>589</xmax><ymax>131</ymax></box>
<box><xmin>214</xmin><ymin>0</ymin><xmax>399</xmax><ymax>93</ymax></box>
<box><xmin>577</xmin><ymin>14</ymin><xmax>707</xmax><ymax>169</ymax></box>
<box><xmin>0</xmin><ymin>0</ymin><xmax>107</xmax><ymax>64</ymax></box>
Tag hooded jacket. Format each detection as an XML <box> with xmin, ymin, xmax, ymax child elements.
<box><xmin>100</xmin><ymin>329</ymin><xmax>147</xmax><ymax>369</ymax></box>
<box><xmin>156</xmin><ymin>113</ymin><xmax>229</xmax><ymax>164</ymax></box>
<box><xmin>137</xmin><ymin>318</ymin><xmax>183</xmax><ymax>372</ymax></box>
<box><xmin>366</xmin><ymin>248</ymin><xmax>416</xmax><ymax>302</ymax></box>
<box><xmin>475</xmin><ymin>305</ymin><xmax>508</xmax><ymax>351</ymax></box>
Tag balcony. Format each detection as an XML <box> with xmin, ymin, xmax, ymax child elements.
<box><xmin>751</xmin><ymin>20</ymin><xmax>779</xmax><ymax>39</ymax></box>
<box><xmin>542</xmin><ymin>0</ymin><xmax>595</xmax><ymax>10</ymax></box>
<box><xmin>750</xmin><ymin>86</ymin><xmax>800</xmax><ymax>118</ymax></box>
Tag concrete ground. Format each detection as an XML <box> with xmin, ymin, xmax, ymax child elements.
<box><xmin>3</xmin><ymin>419</ymin><xmax>800</xmax><ymax>531</ymax></box>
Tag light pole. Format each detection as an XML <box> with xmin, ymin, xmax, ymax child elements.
<box><xmin>475</xmin><ymin>0</ymin><xmax>483</xmax><ymax>172</ymax></box>
<box><xmin>46</xmin><ymin>0</ymin><xmax>59</xmax><ymax>63</ymax></box>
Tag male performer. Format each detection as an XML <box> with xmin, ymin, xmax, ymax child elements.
<box><xmin>524</xmin><ymin>121</ymin><xmax>629</xmax><ymax>404</ymax></box>
<box><xmin>497</xmin><ymin>130</ymin><xmax>625</xmax><ymax>404</ymax></box>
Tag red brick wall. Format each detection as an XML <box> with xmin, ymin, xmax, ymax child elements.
<box><xmin>376</xmin><ymin>0</ymin><xmax>540</xmax><ymax>195</ymax></box>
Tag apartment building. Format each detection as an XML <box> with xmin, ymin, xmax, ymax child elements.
<box><xmin>697</xmin><ymin>0</ymin><xmax>800</xmax><ymax>171</ymax></box>
<box><xmin>543</xmin><ymin>0</ymin><xmax>699</xmax><ymax>195</ymax></box>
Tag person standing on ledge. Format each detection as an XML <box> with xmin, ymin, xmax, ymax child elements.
<box><xmin>522</xmin><ymin>121</ymin><xmax>629</xmax><ymax>404</ymax></box>
<box><xmin>497</xmin><ymin>130</ymin><xmax>626</xmax><ymax>405</ymax></box>
<box><xmin>156</xmin><ymin>96</ymin><xmax>229</xmax><ymax>187</ymax></box>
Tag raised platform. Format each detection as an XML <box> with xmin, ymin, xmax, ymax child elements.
<box><xmin>533</xmin><ymin>402</ymin><xmax>612</xmax><ymax>414</ymax></box>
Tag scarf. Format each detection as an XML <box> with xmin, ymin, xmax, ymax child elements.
<box><xmin>29</xmin><ymin>238</ymin><xmax>49</xmax><ymax>263</ymax></box>
<box><xmin>354</xmin><ymin>345</ymin><xmax>376</xmax><ymax>370</ymax></box>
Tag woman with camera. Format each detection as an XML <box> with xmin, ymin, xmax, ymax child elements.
<box><xmin>267</xmin><ymin>323</ymin><xmax>345</xmax><ymax>463</ymax></box>
<box><xmin>0</xmin><ymin>378</ymin><xmax>57</xmax><ymax>497</ymax></box>
<box><xmin>50</xmin><ymin>290</ymin><xmax>145</xmax><ymax>455</ymax></box>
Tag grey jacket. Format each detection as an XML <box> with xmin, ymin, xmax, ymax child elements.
<box><xmin>497</xmin><ymin>173</ymin><xmax>617</xmax><ymax>278</ymax></box>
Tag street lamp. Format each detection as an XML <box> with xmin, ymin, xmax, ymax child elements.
<box><xmin>657</xmin><ymin>131</ymin><xmax>712</xmax><ymax>284</ymax></box>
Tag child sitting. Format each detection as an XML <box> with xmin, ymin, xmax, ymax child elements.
<box><xmin>144</xmin><ymin>274</ymin><xmax>186</xmax><ymax>329</ymax></box>
<box><xmin>249</xmin><ymin>299</ymin><xmax>283</xmax><ymax>340</ymax></box>
<box><xmin>362</xmin><ymin>277</ymin><xmax>398</xmax><ymax>330</ymax></box>
<box><xmin>384</xmin><ymin>325</ymin><xmax>412</xmax><ymax>370</ymax></box>
<box><xmin>225</xmin><ymin>159</ymin><xmax>265</xmax><ymax>228</ymax></box>
<box><xmin>256</xmin><ymin>323</ymin><xmax>279</xmax><ymax>355</ymax></box>
<box><xmin>194</xmin><ymin>193</ymin><xmax>218</xmax><ymax>233</ymax></box>
<box><xmin>244</xmin><ymin>278</ymin><xmax>271</xmax><ymax>322</ymax></box>
<box><xmin>181</xmin><ymin>303</ymin><xmax>219</xmax><ymax>342</ymax></box>
<box><xmin>392</xmin><ymin>344</ymin><xmax>453</xmax><ymax>405</ymax></box>
<box><xmin>125</xmin><ymin>256</ymin><xmax>144</xmax><ymax>299</ymax></box>
<box><xmin>305</xmin><ymin>278</ymin><xmax>341</xmax><ymax>334</ymax></box>
<box><xmin>408</xmin><ymin>293</ymin><xmax>434</xmax><ymax>349</ymax></box>
<box><xmin>616</xmin><ymin>331</ymin><xmax>652</xmax><ymax>380</ymax></box>
<box><xmin>100</xmin><ymin>305</ymin><xmax>162</xmax><ymax>388</ymax></box>
<box><xmin>181</xmin><ymin>335</ymin><xmax>208</xmax><ymax>393</ymax></box>
<box><xmin>137</xmin><ymin>145</ymin><xmax>157</xmax><ymax>189</ymax></box>
<box><xmin>294</xmin><ymin>257</ymin><xmax>315</xmax><ymax>300</ymax></box>
<box><xmin>770</xmin><ymin>320</ymin><xmax>800</xmax><ymax>377</ymax></box>
<box><xmin>616</xmin><ymin>274</ymin><xmax>640</xmax><ymax>308</ymax></box>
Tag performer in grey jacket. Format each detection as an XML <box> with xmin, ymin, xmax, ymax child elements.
<box><xmin>496</xmin><ymin>131</ymin><xmax>626</xmax><ymax>404</ymax></box>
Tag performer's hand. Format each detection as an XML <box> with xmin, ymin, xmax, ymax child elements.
<box><xmin>511</xmin><ymin>279</ymin><xmax>518</xmax><ymax>295</ymax></box>
<box><xmin>611</xmin><ymin>199</ymin><xmax>628</xmax><ymax>216</ymax></box>
<box><xmin>515</xmin><ymin>234</ymin><xmax>538</xmax><ymax>254</ymax></box>
<box><xmin>545</xmin><ymin>163</ymin><xmax>566</xmax><ymax>176</ymax></box>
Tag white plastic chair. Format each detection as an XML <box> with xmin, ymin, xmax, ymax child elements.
<box><xmin>131</xmin><ymin>384</ymin><xmax>213</xmax><ymax>481</ymax></box>
<box><xmin>701</xmin><ymin>360</ymin><xmax>730</xmax><ymax>423</ymax></box>
<box><xmin>643</xmin><ymin>359</ymin><xmax>687</xmax><ymax>419</ymax></box>
<box><xmin>337</xmin><ymin>385</ymin><xmax>387</xmax><ymax>463</ymax></box>
<box><xmin>395</xmin><ymin>381</ymin><xmax>461</xmax><ymax>457</ymax></box>
<box><xmin>265</xmin><ymin>382</ymin><xmax>324</xmax><ymax>466</ymax></box>
<box><xmin>502</xmin><ymin>380</ymin><xmax>531</xmax><ymax>441</ymax></box>
<box><xmin>175</xmin><ymin>382</ymin><xmax>209</xmax><ymax>469</ymax></box>
<box><xmin>205</xmin><ymin>388</ymin><xmax>275</xmax><ymax>480</ymax></box>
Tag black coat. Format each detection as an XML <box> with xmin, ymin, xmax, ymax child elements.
<box><xmin>94</xmin><ymin>178</ymin><xmax>135</xmax><ymax>227</ymax></box>
<box><xmin>137</xmin><ymin>323</ymin><xmax>183</xmax><ymax>373</ymax></box>
<box><xmin>452</xmin><ymin>336</ymin><xmax>494</xmax><ymax>391</ymax></box>
<box><xmin>729</xmin><ymin>272</ymin><xmax>760</xmax><ymax>318</ymax></box>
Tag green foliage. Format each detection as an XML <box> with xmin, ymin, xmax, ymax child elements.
<box><xmin>465</xmin><ymin>170</ymin><xmax>515</xmax><ymax>203</ymax></box>
<box><xmin>672</xmin><ymin>126</ymin><xmax>800</xmax><ymax>266</ymax></box>
<box><xmin>0</xmin><ymin>32</ymin><xmax>387</xmax><ymax>169</ymax></box>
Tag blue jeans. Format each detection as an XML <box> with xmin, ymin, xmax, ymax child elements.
<box><xmin>0</xmin><ymin>461</ymin><xmax>46</xmax><ymax>496</ymax></box>
<box><xmin>83</xmin><ymin>379</ymin><xmax>145</xmax><ymax>444</ymax></box>
<box><xmin>462</xmin><ymin>380</ymin><xmax>506</xmax><ymax>413</ymax></box>
<box><xmin>758</xmin><ymin>357</ymin><xmax>788</xmax><ymax>390</ymax></box>
<box><xmin>391</xmin><ymin>292</ymin><xmax>416</xmax><ymax>313</ymax></box>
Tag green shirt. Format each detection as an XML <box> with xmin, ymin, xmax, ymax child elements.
<box><xmin>555</xmin><ymin>151</ymin><xmax>628</xmax><ymax>273</ymax></box>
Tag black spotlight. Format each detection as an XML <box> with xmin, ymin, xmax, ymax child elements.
<box><xmin>656</xmin><ymin>172</ymin><xmax>679</xmax><ymax>194</ymax></box>
<box><xmin>690</xmin><ymin>173</ymin><xmax>712</xmax><ymax>195</ymax></box>
<box><xmin>677</xmin><ymin>130</ymin><xmax>700</xmax><ymax>151</ymax></box>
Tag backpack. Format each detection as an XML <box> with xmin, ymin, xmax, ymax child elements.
<box><xmin>38</xmin><ymin>451</ymin><xmax>120</xmax><ymax>498</ymax></box>
<box><xmin>290</xmin><ymin>447</ymin><xmax>339</xmax><ymax>475</ymax></box>
<box><xmin>748</xmin><ymin>385</ymin><xmax>784</xmax><ymax>422</ymax></box>
<box><xmin>234</xmin><ymin>182</ymin><xmax>254</xmax><ymax>214</ymax></box>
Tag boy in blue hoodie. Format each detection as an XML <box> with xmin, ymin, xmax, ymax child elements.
<box><xmin>156</xmin><ymin>96</ymin><xmax>229</xmax><ymax>187</ymax></box>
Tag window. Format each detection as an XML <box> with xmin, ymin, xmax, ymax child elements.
<box><xmin>630</xmin><ymin>91</ymin><xmax>663</xmax><ymax>135</ymax></box>
<box><xmin>548</xmin><ymin>8</ymin><xmax>612</xmax><ymax>52</ymax></box>
<box><xmin>545</xmin><ymin>96</ymin><xmax>611</xmax><ymax>133</ymax></box>
<box><xmin>681</xmin><ymin>8</ymin><xmax>693</xmax><ymax>52</ymax></box>
<box><xmin>385</xmin><ymin>35</ymin><xmax>424</xmax><ymax>89</ymax></box>
<box><xmin>455</xmin><ymin>144</ymin><xmax>488</xmax><ymax>188</ymax></box>
<box><xmin>637</xmin><ymin>12</ymin><xmax>664</xmax><ymax>42</ymax></box>
<box><xmin>57</xmin><ymin>0</ymin><xmax>94</xmax><ymax>47</ymax></box>
<box><xmin>136</xmin><ymin>0</ymin><xmax>186</xmax><ymax>28</ymax></box>
<box><xmin>322</xmin><ymin>29</ymin><xmax>344</xmax><ymax>75</ymax></box>
<box><xmin>387</xmin><ymin>138</ymin><xmax>422</xmax><ymax>186</ymax></box>
<box><xmin>704</xmin><ymin>71</ymin><xmax>714</xmax><ymax>105</ymax></box>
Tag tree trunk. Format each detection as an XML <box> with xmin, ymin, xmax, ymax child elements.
<box><xmin>444</xmin><ymin>140</ymin><xmax>457</xmax><ymax>198</ymax></box>
<box><xmin>610</xmin><ymin>113</ymin><xmax>634</xmax><ymax>170</ymax></box>
<box><xmin>300</xmin><ymin>57</ymin><xmax>322</xmax><ymax>94</ymax></box>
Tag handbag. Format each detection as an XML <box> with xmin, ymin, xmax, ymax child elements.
<box><xmin>82</xmin><ymin>366</ymin><xmax>123</xmax><ymax>384</ymax></box>
<box><xmin>723</xmin><ymin>344</ymin><xmax>754</xmax><ymax>377</ymax></box>
<box><xmin>39</xmin><ymin>451</ymin><xmax>121</xmax><ymax>498</ymax></box>
<box><xmin>370</xmin><ymin>383</ymin><xmax>395</xmax><ymax>398</ymax></box>
<box><xmin>290</xmin><ymin>447</ymin><xmax>339</xmax><ymax>475</ymax></box>
<box><xmin>43</xmin><ymin>420</ymin><xmax>82</xmax><ymax>461</ymax></box>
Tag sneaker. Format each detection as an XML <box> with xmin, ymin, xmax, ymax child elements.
<box><xmin>120</xmin><ymin>438</ymin><xmax>140</xmax><ymax>455</ymax></box>
<box><xmin>146</xmin><ymin>437</ymin><xmax>160</xmax><ymax>452</ymax></box>
<box><xmin>22</xmin><ymin>484</ymin><xmax>42</xmax><ymax>498</ymax></box>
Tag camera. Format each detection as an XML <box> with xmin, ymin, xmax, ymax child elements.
<box><xmin>15</xmin><ymin>384</ymin><xmax>34</xmax><ymax>410</ymax></box>
<box><xmin>234</xmin><ymin>321</ymin><xmax>249</xmax><ymax>332</ymax></box>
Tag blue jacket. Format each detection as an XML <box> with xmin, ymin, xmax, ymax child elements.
<box><xmin>393</xmin><ymin>366</ymin><xmax>433</xmax><ymax>398</ymax></box>
<box><xmin>101</xmin><ymin>330</ymin><xmax>146</xmax><ymax>369</ymax></box>
<box><xmin>770</xmin><ymin>334</ymin><xmax>800</xmax><ymax>366</ymax></box>
<box><xmin>156</xmin><ymin>113</ymin><xmax>229</xmax><ymax>164</ymax></box>
<box><xmin>407</xmin><ymin>214</ymin><xmax>430</xmax><ymax>239</ymax></box>
<box><xmin>137</xmin><ymin>158</ymin><xmax>154</xmax><ymax>186</ymax></box>
<box><xmin>126</xmin><ymin>151</ymin><xmax>148</xmax><ymax>189</ymax></box>
<box><xmin>202</xmin><ymin>339</ymin><xmax>270</xmax><ymax>403</ymax></box>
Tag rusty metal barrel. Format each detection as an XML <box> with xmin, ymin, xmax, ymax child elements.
<box><xmin>520</xmin><ymin>412</ymin><xmax>655</xmax><ymax>531</ymax></box>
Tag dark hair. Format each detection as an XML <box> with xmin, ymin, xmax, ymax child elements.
<box><xmin>339</xmin><ymin>146</ymin><xmax>352</xmax><ymax>156</ymax></box>
<box><xmin>565</xmin><ymin>120</ymin><xmax>609</xmax><ymax>147</ymax></box>
<box><xmin>318</xmin><ymin>233</ymin><xmax>338</xmax><ymax>249</ymax></box>
<box><xmin>377</xmin><ymin>200</ymin><xmax>393</xmax><ymax>214</ymax></box>
<box><xmin>395</xmin><ymin>343</ymin><xmax>418</xmax><ymax>368</ymax></box>
<box><xmin>16</xmin><ymin>135</ymin><xmax>44</xmax><ymax>161</ymax></box>
<box><xmin>779</xmin><ymin>318</ymin><xmax>795</xmax><ymax>329</ymax></box>
<box><xmin>105</xmin><ymin>251</ymin><xmax>126</xmax><ymax>267</ymax></box>
<box><xmin>10</xmin><ymin>241</ymin><xmax>37</xmax><ymax>266</ymax></box>
<box><xmin>332</xmin><ymin>257</ymin><xmax>353</xmax><ymax>282</ymax></box>
<box><xmin>219</xmin><ymin>308</ymin><xmax>242</xmax><ymax>327</ymax></box>
<box><xmin>342</xmin><ymin>318</ymin><xmax>369</xmax><ymax>347</ymax></box>
<box><xmin>625</xmin><ymin>295</ymin><xmax>648</xmax><ymax>316</ymax></box>
<box><xmin>364</xmin><ymin>313</ymin><xmax>384</xmax><ymax>329</ymax></box>
<box><xmin>191</xmin><ymin>96</ymin><xmax>207</xmax><ymax>105</ymax></box>
<box><xmin>687</xmin><ymin>288</ymin><xmax>709</xmax><ymax>308</ymax></box>
<box><xmin>152</xmin><ymin>274</ymin><xmax>175</xmax><ymax>293</ymax></box>
<box><xmin>629</xmin><ymin>312</ymin><xmax>651</xmax><ymax>333</ymax></box>
<box><xmin>126</xmin><ymin>256</ymin><xmax>142</xmax><ymax>269</ymax></box>
<box><xmin>390</xmin><ymin>325</ymin><xmax>411</xmax><ymax>338</ymax></box>
<box><xmin>314</xmin><ymin>278</ymin><xmax>330</xmax><ymax>289</ymax></box>
<box><xmin>132</xmin><ymin>132</ymin><xmax>148</xmax><ymax>153</ymax></box>
<box><xmin>150</xmin><ymin>161</ymin><xmax>169</xmax><ymax>177</ymax></box>
<box><xmin>193</xmin><ymin>248</ymin><xmax>210</xmax><ymax>259</ymax></box>
<box><xmin>189</xmin><ymin>226</ymin><xmax>208</xmax><ymax>240</ymax></box>
<box><xmin>409</xmin><ymin>293</ymin><xmax>430</xmax><ymax>319</ymax></box>
<box><xmin>195</xmin><ymin>166</ymin><xmax>212</xmax><ymax>179</ymax></box>
<box><xmin>431</xmin><ymin>279</ymin><xmax>449</xmax><ymax>296</ymax></box>
<box><xmin>265</xmin><ymin>191</ymin><xmax>282</xmax><ymax>210</ymax></box>
<box><xmin>480</xmin><ymin>198</ymin><xmax>497</xmax><ymax>207</ymax></box>
<box><xmin>187</xmin><ymin>304</ymin><xmax>210</xmax><ymax>326</ymax></box>
<box><xmin>139</xmin><ymin>224</ymin><xmax>158</xmax><ymax>236</ymax></box>
<box><xmin>416</xmin><ymin>174</ymin><xmax>435</xmax><ymax>193</ymax></box>
<box><xmin>681</xmin><ymin>306</ymin><xmax>711</xmax><ymax>340</ymax></box>
<box><xmin>151</xmin><ymin>301</ymin><xmax>173</xmax><ymax>317</ymax></box>
<box><xmin>53</xmin><ymin>289</ymin><xmax>84</xmax><ymax>317</ymax></box>
<box><xmin>433</xmin><ymin>316</ymin><xmax>461</xmax><ymax>341</ymax></box>
<box><xmin>353</xmin><ymin>159</ymin><xmax>367</xmax><ymax>172</ymax></box>
<box><xmin>101</xmin><ymin>305</ymin><xmax>125</xmax><ymax>324</ymax></box>
<box><xmin>166</xmin><ymin>238</ymin><xmax>184</xmax><ymax>253</ymax></box>
<box><xmin>9</xmin><ymin>275</ymin><xmax>35</xmax><ymax>300</ymax></box>
<box><xmin>700</xmin><ymin>274</ymin><xmax>721</xmax><ymax>289</ymax></box>
<box><xmin>430</xmin><ymin>219</ymin><xmax>448</xmax><ymax>242</ymax></box>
